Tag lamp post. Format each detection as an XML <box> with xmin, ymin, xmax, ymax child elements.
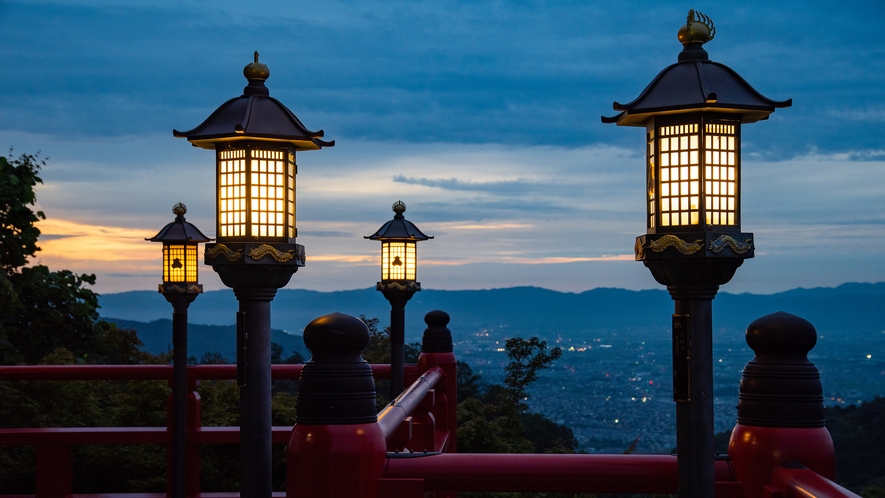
<box><xmin>173</xmin><ymin>52</ymin><xmax>333</xmax><ymax>498</ymax></box>
<box><xmin>602</xmin><ymin>11</ymin><xmax>791</xmax><ymax>498</ymax></box>
<box><xmin>146</xmin><ymin>202</ymin><xmax>210</xmax><ymax>498</ymax></box>
<box><xmin>365</xmin><ymin>200</ymin><xmax>432</xmax><ymax>397</ymax></box>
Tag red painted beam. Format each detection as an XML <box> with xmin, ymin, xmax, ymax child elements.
<box><xmin>768</xmin><ymin>466</ymin><xmax>861</xmax><ymax>498</ymax></box>
<box><xmin>377</xmin><ymin>367</ymin><xmax>442</xmax><ymax>441</ymax></box>
<box><xmin>385</xmin><ymin>453</ymin><xmax>739</xmax><ymax>494</ymax></box>
<box><xmin>0</xmin><ymin>364</ymin><xmax>406</xmax><ymax>381</ymax></box>
<box><xmin>0</xmin><ymin>426</ymin><xmax>295</xmax><ymax>445</ymax></box>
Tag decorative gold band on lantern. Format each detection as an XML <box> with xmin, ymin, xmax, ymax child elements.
<box><xmin>647</xmin><ymin>235</ymin><xmax>704</xmax><ymax>255</ymax></box>
<box><xmin>206</xmin><ymin>244</ymin><xmax>244</xmax><ymax>261</ymax></box>
<box><xmin>247</xmin><ymin>244</ymin><xmax>296</xmax><ymax>263</ymax></box>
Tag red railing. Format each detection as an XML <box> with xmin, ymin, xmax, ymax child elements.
<box><xmin>0</xmin><ymin>363</ymin><xmax>405</xmax><ymax>498</ymax></box>
<box><xmin>0</xmin><ymin>356</ymin><xmax>860</xmax><ymax>498</ymax></box>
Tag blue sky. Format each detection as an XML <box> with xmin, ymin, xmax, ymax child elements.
<box><xmin>2</xmin><ymin>0</ymin><xmax>883</xmax><ymax>294</ymax></box>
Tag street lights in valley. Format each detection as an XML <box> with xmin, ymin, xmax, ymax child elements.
<box><xmin>601</xmin><ymin>11</ymin><xmax>791</xmax><ymax>498</ymax></box>
<box><xmin>146</xmin><ymin>202</ymin><xmax>210</xmax><ymax>498</ymax></box>
<box><xmin>365</xmin><ymin>200</ymin><xmax>433</xmax><ymax>397</ymax></box>
<box><xmin>173</xmin><ymin>52</ymin><xmax>333</xmax><ymax>498</ymax></box>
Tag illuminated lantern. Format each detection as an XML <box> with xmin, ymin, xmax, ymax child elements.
<box><xmin>174</xmin><ymin>52</ymin><xmax>332</xmax><ymax>260</ymax></box>
<box><xmin>602</xmin><ymin>11</ymin><xmax>791</xmax><ymax>498</ymax></box>
<box><xmin>603</xmin><ymin>10</ymin><xmax>790</xmax><ymax>244</ymax></box>
<box><xmin>365</xmin><ymin>200</ymin><xmax>433</xmax><ymax>396</ymax></box>
<box><xmin>147</xmin><ymin>202</ymin><xmax>211</xmax><ymax>293</ymax></box>
<box><xmin>366</xmin><ymin>200</ymin><xmax>432</xmax><ymax>285</ymax></box>
<box><xmin>173</xmin><ymin>52</ymin><xmax>332</xmax><ymax>498</ymax></box>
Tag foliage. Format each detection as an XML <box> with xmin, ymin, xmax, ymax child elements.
<box><xmin>826</xmin><ymin>396</ymin><xmax>885</xmax><ymax>493</ymax></box>
<box><xmin>0</xmin><ymin>152</ymin><xmax>45</xmax><ymax>273</ymax></box>
<box><xmin>0</xmin><ymin>152</ymin><xmax>139</xmax><ymax>366</ymax></box>
<box><xmin>457</xmin><ymin>360</ymin><xmax>485</xmax><ymax>402</ymax></box>
<box><xmin>502</xmin><ymin>337</ymin><xmax>562</xmax><ymax>411</ymax></box>
<box><xmin>457</xmin><ymin>337</ymin><xmax>572</xmax><ymax>454</ymax></box>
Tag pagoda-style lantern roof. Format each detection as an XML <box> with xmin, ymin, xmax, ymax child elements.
<box><xmin>602</xmin><ymin>10</ymin><xmax>791</xmax><ymax>127</ymax></box>
<box><xmin>173</xmin><ymin>52</ymin><xmax>334</xmax><ymax>151</ymax></box>
<box><xmin>365</xmin><ymin>201</ymin><xmax>433</xmax><ymax>242</ymax></box>
<box><xmin>147</xmin><ymin>203</ymin><xmax>212</xmax><ymax>244</ymax></box>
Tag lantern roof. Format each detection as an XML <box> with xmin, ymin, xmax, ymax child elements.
<box><xmin>147</xmin><ymin>203</ymin><xmax>212</xmax><ymax>244</ymax></box>
<box><xmin>602</xmin><ymin>10</ymin><xmax>791</xmax><ymax>127</ymax></box>
<box><xmin>365</xmin><ymin>201</ymin><xmax>433</xmax><ymax>242</ymax></box>
<box><xmin>173</xmin><ymin>52</ymin><xmax>335</xmax><ymax>151</ymax></box>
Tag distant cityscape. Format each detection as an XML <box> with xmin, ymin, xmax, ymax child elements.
<box><xmin>102</xmin><ymin>283</ymin><xmax>885</xmax><ymax>454</ymax></box>
<box><xmin>458</xmin><ymin>326</ymin><xmax>885</xmax><ymax>453</ymax></box>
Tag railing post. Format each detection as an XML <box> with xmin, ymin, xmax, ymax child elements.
<box><xmin>728</xmin><ymin>312</ymin><xmax>835</xmax><ymax>498</ymax></box>
<box><xmin>416</xmin><ymin>310</ymin><xmax>457</xmax><ymax>453</ymax></box>
<box><xmin>287</xmin><ymin>313</ymin><xmax>387</xmax><ymax>498</ymax></box>
<box><xmin>186</xmin><ymin>373</ymin><xmax>201</xmax><ymax>497</ymax></box>
<box><xmin>36</xmin><ymin>444</ymin><xmax>72</xmax><ymax>498</ymax></box>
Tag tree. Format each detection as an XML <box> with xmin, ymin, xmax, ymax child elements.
<box><xmin>0</xmin><ymin>152</ymin><xmax>45</xmax><ymax>273</ymax></box>
<box><xmin>457</xmin><ymin>336</ymin><xmax>571</xmax><ymax>456</ymax></box>
<box><xmin>0</xmin><ymin>151</ymin><xmax>143</xmax><ymax>365</ymax></box>
<box><xmin>502</xmin><ymin>336</ymin><xmax>562</xmax><ymax>411</ymax></box>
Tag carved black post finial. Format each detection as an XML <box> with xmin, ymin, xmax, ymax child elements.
<box><xmin>421</xmin><ymin>310</ymin><xmax>453</xmax><ymax>353</ymax></box>
<box><xmin>296</xmin><ymin>312</ymin><xmax>378</xmax><ymax>424</ymax></box>
<box><xmin>737</xmin><ymin>311</ymin><xmax>826</xmax><ymax>428</ymax></box>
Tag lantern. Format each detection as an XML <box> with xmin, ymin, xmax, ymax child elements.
<box><xmin>603</xmin><ymin>10</ymin><xmax>790</xmax><ymax>239</ymax></box>
<box><xmin>174</xmin><ymin>51</ymin><xmax>333</xmax><ymax>247</ymax></box>
<box><xmin>147</xmin><ymin>202</ymin><xmax>211</xmax><ymax>293</ymax></box>
<box><xmin>366</xmin><ymin>200</ymin><xmax>432</xmax><ymax>284</ymax></box>
<box><xmin>601</xmin><ymin>11</ymin><xmax>792</xmax><ymax>498</ymax></box>
<box><xmin>365</xmin><ymin>200</ymin><xmax>433</xmax><ymax>396</ymax></box>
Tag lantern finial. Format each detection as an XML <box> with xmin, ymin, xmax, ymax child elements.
<box><xmin>172</xmin><ymin>202</ymin><xmax>187</xmax><ymax>218</ymax></box>
<box><xmin>678</xmin><ymin>9</ymin><xmax>716</xmax><ymax>45</ymax></box>
<box><xmin>243</xmin><ymin>51</ymin><xmax>270</xmax><ymax>93</ymax></box>
<box><xmin>392</xmin><ymin>200</ymin><xmax>406</xmax><ymax>217</ymax></box>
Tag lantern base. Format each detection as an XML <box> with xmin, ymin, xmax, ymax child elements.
<box><xmin>205</xmin><ymin>242</ymin><xmax>304</xmax><ymax>290</ymax></box>
<box><xmin>159</xmin><ymin>283</ymin><xmax>203</xmax><ymax>295</ymax></box>
<box><xmin>377</xmin><ymin>280</ymin><xmax>420</xmax><ymax>303</ymax></box>
<box><xmin>635</xmin><ymin>231</ymin><xmax>753</xmax><ymax>287</ymax></box>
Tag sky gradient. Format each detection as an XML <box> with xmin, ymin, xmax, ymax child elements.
<box><xmin>2</xmin><ymin>0</ymin><xmax>884</xmax><ymax>294</ymax></box>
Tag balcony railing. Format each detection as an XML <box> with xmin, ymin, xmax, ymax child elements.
<box><xmin>0</xmin><ymin>311</ymin><xmax>860</xmax><ymax>498</ymax></box>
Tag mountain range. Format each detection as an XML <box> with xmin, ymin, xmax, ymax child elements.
<box><xmin>100</xmin><ymin>282</ymin><xmax>885</xmax><ymax>359</ymax></box>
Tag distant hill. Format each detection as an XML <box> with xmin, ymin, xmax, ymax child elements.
<box><xmin>100</xmin><ymin>283</ymin><xmax>885</xmax><ymax>346</ymax></box>
<box><xmin>108</xmin><ymin>318</ymin><xmax>307</xmax><ymax>362</ymax></box>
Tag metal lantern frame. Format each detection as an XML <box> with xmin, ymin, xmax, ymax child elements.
<box><xmin>365</xmin><ymin>201</ymin><xmax>433</xmax><ymax>397</ymax></box>
<box><xmin>146</xmin><ymin>202</ymin><xmax>210</xmax><ymax>498</ymax></box>
<box><xmin>601</xmin><ymin>10</ymin><xmax>791</xmax><ymax>498</ymax></box>
<box><xmin>215</xmin><ymin>141</ymin><xmax>298</xmax><ymax>244</ymax></box>
<box><xmin>147</xmin><ymin>203</ymin><xmax>211</xmax><ymax>293</ymax></box>
<box><xmin>367</xmin><ymin>200</ymin><xmax>432</xmax><ymax>285</ymax></box>
<box><xmin>173</xmin><ymin>52</ymin><xmax>333</xmax><ymax>498</ymax></box>
<box><xmin>646</xmin><ymin>113</ymin><xmax>742</xmax><ymax>234</ymax></box>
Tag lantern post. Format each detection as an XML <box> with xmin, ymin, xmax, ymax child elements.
<box><xmin>602</xmin><ymin>11</ymin><xmax>791</xmax><ymax>498</ymax></box>
<box><xmin>173</xmin><ymin>53</ymin><xmax>333</xmax><ymax>498</ymax></box>
<box><xmin>365</xmin><ymin>201</ymin><xmax>433</xmax><ymax>397</ymax></box>
<box><xmin>146</xmin><ymin>202</ymin><xmax>211</xmax><ymax>498</ymax></box>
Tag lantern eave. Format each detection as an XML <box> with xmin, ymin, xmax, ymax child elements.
<box><xmin>603</xmin><ymin>105</ymin><xmax>784</xmax><ymax>127</ymax></box>
<box><xmin>147</xmin><ymin>219</ymin><xmax>212</xmax><ymax>244</ymax></box>
<box><xmin>173</xmin><ymin>92</ymin><xmax>334</xmax><ymax>151</ymax></box>
<box><xmin>601</xmin><ymin>59</ymin><xmax>791</xmax><ymax>126</ymax></box>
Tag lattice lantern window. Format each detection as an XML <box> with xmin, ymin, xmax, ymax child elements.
<box><xmin>147</xmin><ymin>203</ymin><xmax>211</xmax><ymax>291</ymax></box>
<box><xmin>646</xmin><ymin>116</ymin><xmax>740</xmax><ymax>232</ymax></box>
<box><xmin>217</xmin><ymin>144</ymin><xmax>297</xmax><ymax>243</ymax></box>
<box><xmin>381</xmin><ymin>240</ymin><xmax>417</xmax><ymax>281</ymax></box>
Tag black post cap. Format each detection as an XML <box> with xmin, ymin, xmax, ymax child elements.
<box><xmin>737</xmin><ymin>312</ymin><xmax>826</xmax><ymax>428</ymax></box>
<box><xmin>296</xmin><ymin>313</ymin><xmax>378</xmax><ymax>425</ymax></box>
<box><xmin>421</xmin><ymin>310</ymin><xmax>453</xmax><ymax>353</ymax></box>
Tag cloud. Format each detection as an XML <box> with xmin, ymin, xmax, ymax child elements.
<box><xmin>4</xmin><ymin>1</ymin><xmax>884</xmax><ymax>159</ymax></box>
